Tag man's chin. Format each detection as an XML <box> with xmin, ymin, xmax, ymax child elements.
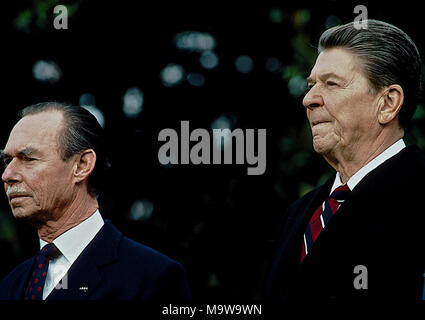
<box><xmin>313</xmin><ymin>142</ymin><xmax>330</xmax><ymax>155</ymax></box>
<box><xmin>312</xmin><ymin>135</ymin><xmax>337</xmax><ymax>155</ymax></box>
<box><xmin>12</xmin><ymin>209</ymin><xmax>44</xmax><ymax>227</ymax></box>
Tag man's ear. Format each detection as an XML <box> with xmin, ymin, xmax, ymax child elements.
<box><xmin>73</xmin><ymin>149</ymin><xmax>96</xmax><ymax>183</ymax></box>
<box><xmin>377</xmin><ymin>84</ymin><xmax>404</xmax><ymax>125</ymax></box>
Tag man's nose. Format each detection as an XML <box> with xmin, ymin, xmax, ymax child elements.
<box><xmin>2</xmin><ymin>159</ymin><xmax>21</xmax><ymax>185</ymax></box>
<box><xmin>303</xmin><ymin>86</ymin><xmax>324</xmax><ymax>110</ymax></box>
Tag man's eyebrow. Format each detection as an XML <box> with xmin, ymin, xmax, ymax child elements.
<box><xmin>306</xmin><ymin>72</ymin><xmax>345</xmax><ymax>83</ymax></box>
<box><xmin>17</xmin><ymin>147</ymin><xmax>37</xmax><ymax>157</ymax></box>
<box><xmin>0</xmin><ymin>147</ymin><xmax>37</xmax><ymax>160</ymax></box>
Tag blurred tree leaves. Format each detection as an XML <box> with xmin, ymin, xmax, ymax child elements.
<box><xmin>0</xmin><ymin>210</ymin><xmax>16</xmax><ymax>242</ymax></box>
<box><xmin>406</xmin><ymin>104</ymin><xmax>425</xmax><ymax>149</ymax></box>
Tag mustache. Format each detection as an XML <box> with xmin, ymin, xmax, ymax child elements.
<box><xmin>6</xmin><ymin>185</ymin><xmax>29</xmax><ymax>197</ymax></box>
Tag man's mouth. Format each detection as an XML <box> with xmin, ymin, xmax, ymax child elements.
<box><xmin>8</xmin><ymin>193</ymin><xmax>31</xmax><ymax>201</ymax></box>
<box><xmin>312</xmin><ymin>120</ymin><xmax>329</xmax><ymax>126</ymax></box>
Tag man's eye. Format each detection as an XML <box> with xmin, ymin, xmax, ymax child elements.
<box><xmin>24</xmin><ymin>157</ymin><xmax>35</xmax><ymax>161</ymax></box>
<box><xmin>327</xmin><ymin>81</ymin><xmax>338</xmax><ymax>87</ymax></box>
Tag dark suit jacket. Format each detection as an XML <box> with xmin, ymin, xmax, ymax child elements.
<box><xmin>0</xmin><ymin>220</ymin><xmax>191</xmax><ymax>300</ymax></box>
<box><xmin>267</xmin><ymin>145</ymin><xmax>425</xmax><ymax>301</ymax></box>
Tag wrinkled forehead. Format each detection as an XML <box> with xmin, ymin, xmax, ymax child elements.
<box><xmin>4</xmin><ymin>111</ymin><xmax>64</xmax><ymax>155</ymax></box>
<box><xmin>309</xmin><ymin>47</ymin><xmax>362</xmax><ymax>79</ymax></box>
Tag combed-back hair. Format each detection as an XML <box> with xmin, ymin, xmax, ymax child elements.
<box><xmin>318</xmin><ymin>19</ymin><xmax>422</xmax><ymax>129</ymax></box>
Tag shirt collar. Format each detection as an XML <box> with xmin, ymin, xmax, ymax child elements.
<box><xmin>331</xmin><ymin>139</ymin><xmax>406</xmax><ymax>194</ymax></box>
<box><xmin>39</xmin><ymin>210</ymin><xmax>104</xmax><ymax>265</ymax></box>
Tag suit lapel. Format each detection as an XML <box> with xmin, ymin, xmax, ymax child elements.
<box><xmin>271</xmin><ymin>176</ymin><xmax>334</xmax><ymax>270</ymax></box>
<box><xmin>267</xmin><ymin>176</ymin><xmax>334</xmax><ymax>298</ymax></box>
<box><xmin>47</xmin><ymin>221</ymin><xmax>122</xmax><ymax>300</ymax></box>
<box><xmin>301</xmin><ymin>171</ymin><xmax>378</xmax><ymax>264</ymax></box>
<box><xmin>302</xmin><ymin>146</ymin><xmax>422</xmax><ymax>264</ymax></box>
<box><xmin>293</xmin><ymin>176</ymin><xmax>334</xmax><ymax>264</ymax></box>
<box><xmin>46</xmin><ymin>254</ymin><xmax>103</xmax><ymax>300</ymax></box>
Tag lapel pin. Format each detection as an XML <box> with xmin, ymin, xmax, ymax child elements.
<box><xmin>79</xmin><ymin>286</ymin><xmax>89</xmax><ymax>292</ymax></box>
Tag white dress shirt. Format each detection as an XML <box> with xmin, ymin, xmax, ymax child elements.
<box><xmin>39</xmin><ymin>209</ymin><xmax>104</xmax><ymax>300</ymax></box>
<box><xmin>330</xmin><ymin>139</ymin><xmax>406</xmax><ymax>194</ymax></box>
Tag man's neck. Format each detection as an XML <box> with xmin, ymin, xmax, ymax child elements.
<box><xmin>37</xmin><ymin>193</ymin><xmax>99</xmax><ymax>243</ymax></box>
<box><xmin>325</xmin><ymin>130</ymin><xmax>404</xmax><ymax>184</ymax></box>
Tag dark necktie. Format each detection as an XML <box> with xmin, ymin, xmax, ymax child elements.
<box><xmin>300</xmin><ymin>184</ymin><xmax>350</xmax><ymax>263</ymax></box>
<box><xmin>24</xmin><ymin>243</ymin><xmax>60</xmax><ymax>300</ymax></box>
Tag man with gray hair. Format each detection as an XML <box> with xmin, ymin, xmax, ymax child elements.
<box><xmin>0</xmin><ymin>102</ymin><xmax>191</xmax><ymax>300</ymax></box>
<box><xmin>267</xmin><ymin>20</ymin><xmax>425</xmax><ymax>300</ymax></box>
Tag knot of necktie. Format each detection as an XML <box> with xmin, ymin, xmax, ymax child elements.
<box><xmin>330</xmin><ymin>184</ymin><xmax>351</xmax><ymax>201</ymax></box>
<box><xmin>39</xmin><ymin>243</ymin><xmax>61</xmax><ymax>260</ymax></box>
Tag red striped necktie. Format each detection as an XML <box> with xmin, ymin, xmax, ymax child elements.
<box><xmin>300</xmin><ymin>184</ymin><xmax>351</xmax><ymax>263</ymax></box>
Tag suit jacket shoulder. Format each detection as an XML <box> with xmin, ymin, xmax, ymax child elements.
<box><xmin>110</xmin><ymin>231</ymin><xmax>192</xmax><ymax>301</ymax></box>
<box><xmin>0</xmin><ymin>257</ymin><xmax>34</xmax><ymax>300</ymax></box>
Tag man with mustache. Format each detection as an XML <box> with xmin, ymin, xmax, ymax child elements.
<box><xmin>267</xmin><ymin>20</ymin><xmax>425</xmax><ymax>301</ymax></box>
<box><xmin>0</xmin><ymin>102</ymin><xmax>191</xmax><ymax>301</ymax></box>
